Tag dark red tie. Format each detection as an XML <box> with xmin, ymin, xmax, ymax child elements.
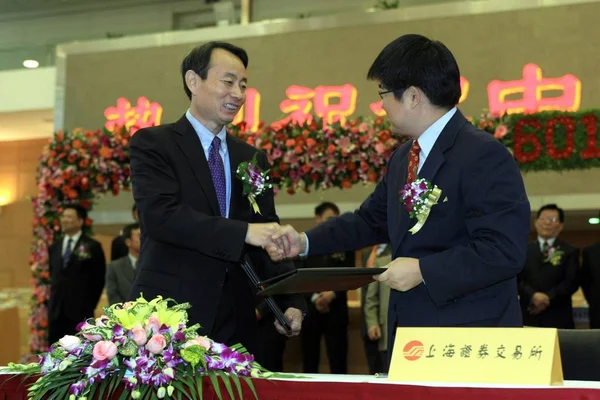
<box><xmin>407</xmin><ymin>140</ymin><xmax>421</xmax><ymax>184</ymax></box>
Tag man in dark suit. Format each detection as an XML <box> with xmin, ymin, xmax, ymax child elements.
<box><xmin>48</xmin><ymin>204</ymin><xmax>106</xmax><ymax>345</ymax></box>
<box><xmin>110</xmin><ymin>203</ymin><xmax>138</xmax><ymax>261</ymax></box>
<box><xmin>581</xmin><ymin>240</ymin><xmax>600</xmax><ymax>328</ymax></box>
<box><xmin>129</xmin><ymin>41</ymin><xmax>305</xmax><ymax>362</ymax></box>
<box><xmin>518</xmin><ymin>204</ymin><xmax>579</xmax><ymax>329</ymax></box>
<box><xmin>295</xmin><ymin>202</ymin><xmax>353</xmax><ymax>374</ymax></box>
<box><xmin>268</xmin><ymin>34</ymin><xmax>531</xmax><ymax>355</ymax></box>
<box><xmin>106</xmin><ymin>223</ymin><xmax>140</xmax><ymax>305</ymax></box>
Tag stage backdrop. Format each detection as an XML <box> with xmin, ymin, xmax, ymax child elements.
<box><xmin>59</xmin><ymin>1</ymin><xmax>600</xmax><ymax>208</ymax></box>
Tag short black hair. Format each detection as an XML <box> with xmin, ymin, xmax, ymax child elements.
<box><xmin>315</xmin><ymin>202</ymin><xmax>340</xmax><ymax>217</ymax></box>
<box><xmin>367</xmin><ymin>33</ymin><xmax>461</xmax><ymax>108</ymax></box>
<box><xmin>537</xmin><ymin>204</ymin><xmax>565</xmax><ymax>223</ymax></box>
<box><xmin>123</xmin><ymin>223</ymin><xmax>140</xmax><ymax>240</ymax></box>
<box><xmin>63</xmin><ymin>204</ymin><xmax>87</xmax><ymax>221</ymax></box>
<box><xmin>181</xmin><ymin>41</ymin><xmax>249</xmax><ymax>100</ymax></box>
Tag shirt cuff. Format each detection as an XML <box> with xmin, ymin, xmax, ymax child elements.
<box><xmin>299</xmin><ymin>233</ymin><xmax>309</xmax><ymax>257</ymax></box>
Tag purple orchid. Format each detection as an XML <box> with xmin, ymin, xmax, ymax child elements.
<box><xmin>68</xmin><ymin>380</ymin><xmax>87</xmax><ymax>396</ymax></box>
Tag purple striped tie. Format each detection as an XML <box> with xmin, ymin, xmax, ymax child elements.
<box><xmin>208</xmin><ymin>136</ymin><xmax>227</xmax><ymax>217</ymax></box>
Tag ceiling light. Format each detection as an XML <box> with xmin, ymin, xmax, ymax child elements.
<box><xmin>23</xmin><ymin>59</ymin><xmax>39</xmax><ymax>69</ymax></box>
<box><xmin>589</xmin><ymin>217</ymin><xmax>600</xmax><ymax>225</ymax></box>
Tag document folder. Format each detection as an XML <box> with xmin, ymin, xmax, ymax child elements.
<box><xmin>257</xmin><ymin>267</ymin><xmax>386</xmax><ymax>296</ymax></box>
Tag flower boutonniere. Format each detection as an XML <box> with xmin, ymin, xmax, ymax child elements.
<box><xmin>74</xmin><ymin>244</ymin><xmax>92</xmax><ymax>260</ymax></box>
<box><xmin>235</xmin><ymin>153</ymin><xmax>273</xmax><ymax>215</ymax></box>
<box><xmin>400</xmin><ymin>177</ymin><xmax>443</xmax><ymax>234</ymax></box>
<box><xmin>544</xmin><ymin>246</ymin><xmax>564</xmax><ymax>266</ymax></box>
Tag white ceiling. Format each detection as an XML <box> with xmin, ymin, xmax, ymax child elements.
<box><xmin>0</xmin><ymin>109</ymin><xmax>53</xmax><ymax>142</ymax></box>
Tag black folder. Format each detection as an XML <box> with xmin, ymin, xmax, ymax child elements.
<box><xmin>257</xmin><ymin>267</ymin><xmax>386</xmax><ymax>296</ymax></box>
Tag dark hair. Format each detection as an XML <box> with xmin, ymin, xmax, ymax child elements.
<box><xmin>181</xmin><ymin>41</ymin><xmax>249</xmax><ymax>100</ymax></box>
<box><xmin>367</xmin><ymin>34</ymin><xmax>461</xmax><ymax>108</ymax></box>
<box><xmin>123</xmin><ymin>223</ymin><xmax>140</xmax><ymax>240</ymax></box>
<box><xmin>315</xmin><ymin>202</ymin><xmax>340</xmax><ymax>217</ymax></box>
<box><xmin>537</xmin><ymin>204</ymin><xmax>565</xmax><ymax>223</ymax></box>
<box><xmin>63</xmin><ymin>204</ymin><xmax>87</xmax><ymax>221</ymax></box>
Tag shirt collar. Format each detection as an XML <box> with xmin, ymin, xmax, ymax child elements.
<box><xmin>65</xmin><ymin>230</ymin><xmax>82</xmax><ymax>244</ymax></box>
<box><xmin>185</xmin><ymin>109</ymin><xmax>227</xmax><ymax>153</ymax></box>
<box><xmin>538</xmin><ymin>236</ymin><xmax>556</xmax><ymax>247</ymax></box>
<box><xmin>416</xmin><ymin>107</ymin><xmax>457</xmax><ymax>158</ymax></box>
<box><xmin>128</xmin><ymin>253</ymin><xmax>138</xmax><ymax>268</ymax></box>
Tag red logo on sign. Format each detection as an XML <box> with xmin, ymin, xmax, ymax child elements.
<box><xmin>403</xmin><ymin>340</ymin><xmax>424</xmax><ymax>361</ymax></box>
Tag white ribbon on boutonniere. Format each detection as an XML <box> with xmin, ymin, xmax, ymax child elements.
<box><xmin>400</xmin><ymin>177</ymin><xmax>443</xmax><ymax>234</ymax></box>
<box><xmin>235</xmin><ymin>153</ymin><xmax>273</xmax><ymax>215</ymax></box>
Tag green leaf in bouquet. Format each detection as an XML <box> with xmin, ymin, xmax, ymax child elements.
<box><xmin>231</xmin><ymin>374</ymin><xmax>244</xmax><ymax>400</ymax></box>
<box><xmin>208</xmin><ymin>373</ymin><xmax>223</xmax><ymax>400</ymax></box>
<box><xmin>242</xmin><ymin>377</ymin><xmax>259</xmax><ymax>400</ymax></box>
<box><xmin>118</xmin><ymin>338</ymin><xmax>139</xmax><ymax>357</ymax></box>
<box><xmin>170</xmin><ymin>381</ymin><xmax>193</xmax><ymax>400</ymax></box>
<box><xmin>217</xmin><ymin>371</ymin><xmax>235</xmax><ymax>400</ymax></box>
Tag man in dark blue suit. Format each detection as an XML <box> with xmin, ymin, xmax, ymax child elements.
<box><xmin>267</xmin><ymin>33</ymin><xmax>531</xmax><ymax>356</ymax></box>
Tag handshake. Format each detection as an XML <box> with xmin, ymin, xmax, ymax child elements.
<box><xmin>245</xmin><ymin>223</ymin><xmax>307</xmax><ymax>261</ymax></box>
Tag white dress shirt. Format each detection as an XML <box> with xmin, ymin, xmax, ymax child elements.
<box><xmin>185</xmin><ymin>109</ymin><xmax>232</xmax><ymax>218</ymax></box>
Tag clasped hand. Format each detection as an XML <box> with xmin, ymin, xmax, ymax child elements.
<box><xmin>245</xmin><ymin>223</ymin><xmax>304</xmax><ymax>261</ymax></box>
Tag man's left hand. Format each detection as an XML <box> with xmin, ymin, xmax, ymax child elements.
<box><xmin>274</xmin><ymin>307</ymin><xmax>303</xmax><ymax>337</ymax></box>
<box><xmin>375</xmin><ymin>257</ymin><xmax>423</xmax><ymax>291</ymax></box>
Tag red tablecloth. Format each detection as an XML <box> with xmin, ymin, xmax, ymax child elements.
<box><xmin>2</xmin><ymin>373</ymin><xmax>600</xmax><ymax>400</ymax></box>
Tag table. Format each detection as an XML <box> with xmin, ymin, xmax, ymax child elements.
<box><xmin>2</xmin><ymin>372</ymin><xmax>600</xmax><ymax>399</ymax></box>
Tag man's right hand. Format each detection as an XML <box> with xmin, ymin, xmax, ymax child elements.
<box><xmin>245</xmin><ymin>223</ymin><xmax>281</xmax><ymax>247</ymax></box>
<box><xmin>368</xmin><ymin>325</ymin><xmax>382</xmax><ymax>341</ymax></box>
<box><xmin>265</xmin><ymin>225</ymin><xmax>306</xmax><ymax>261</ymax></box>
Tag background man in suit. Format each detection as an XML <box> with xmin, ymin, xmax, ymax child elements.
<box><xmin>364</xmin><ymin>244</ymin><xmax>392</xmax><ymax>373</ymax></box>
<box><xmin>129</xmin><ymin>41</ymin><xmax>305</xmax><ymax>363</ymax></box>
<box><xmin>518</xmin><ymin>204</ymin><xmax>579</xmax><ymax>328</ymax></box>
<box><xmin>106</xmin><ymin>223</ymin><xmax>140</xmax><ymax>305</ymax></box>
<box><xmin>581</xmin><ymin>240</ymin><xmax>600</xmax><ymax>328</ymax></box>
<box><xmin>268</xmin><ymin>33</ymin><xmax>531</xmax><ymax>355</ymax></box>
<box><xmin>295</xmin><ymin>202</ymin><xmax>353</xmax><ymax>374</ymax></box>
<box><xmin>110</xmin><ymin>203</ymin><xmax>139</xmax><ymax>261</ymax></box>
<box><xmin>48</xmin><ymin>204</ymin><xmax>106</xmax><ymax>344</ymax></box>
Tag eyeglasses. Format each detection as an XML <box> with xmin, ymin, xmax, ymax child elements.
<box><xmin>378</xmin><ymin>89</ymin><xmax>394</xmax><ymax>99</ymax></box>
<box><xmin>539</xmin><ymin>217</ymin><xmax>559</xmax><ymax>224</ymax></box>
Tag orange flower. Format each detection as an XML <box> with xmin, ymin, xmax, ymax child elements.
<box><xmin>72</xmin><ymin>139</ymin><xmax>82</xmax><ymax>149</ymax></box>
<box><xmin>79</xmin><ymin>159</ymin><xmax>89</xmax><ymax>168</ymax></box>
<box><xmin>306</xmin><ymin>138</ymin><xmax>317</xmax><ymax>148</ymax></box>
<box><xmin>341</xmin><ymin>178</ymin><xmax>352</xmax><ymax>189</ymax></box>
<box><xmin>99</xmin><ymin>146</ymin><xmax>112</xmax><ymax>158</ymax></box>
<box><xmin>327</xmin><ymin>144</ymin><xmax>336</xmax><ymax>154</ymax></box>
<box><xmin>367</xmin><ymin>169</ymin><xmax>378</xmax><ymax>182</ymax></box>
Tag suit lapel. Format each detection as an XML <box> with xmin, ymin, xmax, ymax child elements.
<box><xmin>394</xmin><ymin>109</ymin><xmax>468</xmax><ymax>251</ymax></box>
<box><xmin>227</xmin><ymin>136</ymin><xmax>245</xmax><ymax>220</ymax></box>
<box><xmin>173</xmin><ymin>115</ymin><xmax>221</xmax><ymax>216</ymax></box>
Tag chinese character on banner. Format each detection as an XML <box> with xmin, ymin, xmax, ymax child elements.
<box><xmin>232</xmin><ymin>88</ymin><xmax>261</xmax><ymax>132</ymax></box>
<box><xmin>487</xmin><ymin>63</ymin><xmax>581</xmax><ymax>116</ymax></box>
<box><xmin>277</xmin><ymin>85</ymin><xmax>317</xmax><ymax>126</ymax></box>
<box><xmin>369</xmin><ymin>76</ymin><xmax>470</xmax><ymax>116</ymax></box>
<box><xmin>277</xmin><ymin>84</ymin><xmax>358</xmax><ymax>129</ymax></box>
<box><xmin>512</xmin><ymin>345</ymin><xmax>523</xmax><ymax>360</ymax></box>
<box><xmin>104</xmin><ymin>96</ymin><xmax>163</xmax><ymax>135</ymax></box>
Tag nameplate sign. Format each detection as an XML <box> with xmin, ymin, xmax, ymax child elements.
<box><xmin>389</xmin><ymin>327</ymin><xmax>563</xmax><ymax>386</ymax></box>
